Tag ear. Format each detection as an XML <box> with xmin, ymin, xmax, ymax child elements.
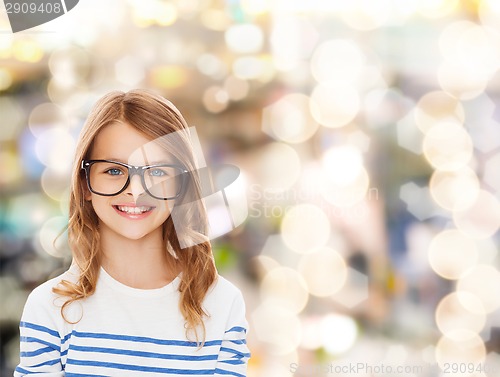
<box><xmin>84</xmin><ymin>191</ymin><xmax>92</xmax><ymax>201</ymax></box>
<box><xmin>81</xmin><ymin>179</ymin><xmax>92</xmax><ymax>201</ymax></box>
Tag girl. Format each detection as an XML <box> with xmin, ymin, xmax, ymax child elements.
<box><xmin>15</xmin><ymin>90</ymin><xmax>250</xmax><ymax>376</ymax></box>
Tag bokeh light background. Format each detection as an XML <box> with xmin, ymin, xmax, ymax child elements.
<box><xmin>2</xmin><ymin>0</ymin><xmax>500</xmax><ymax>376</ymax></box>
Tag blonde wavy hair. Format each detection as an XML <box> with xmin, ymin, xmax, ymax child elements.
<box><xmin>53</xmin><ymin>89</ymin><xmax>217</xmax><ymax>344</ymax></box>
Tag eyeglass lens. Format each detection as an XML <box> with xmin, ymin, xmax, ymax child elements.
<box><xmin>88</xmin><ymin>161</ymin><xmax>183</xmax><ymax>199</ymax></box>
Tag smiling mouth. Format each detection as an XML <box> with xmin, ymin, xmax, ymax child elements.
<box><xmin>114</xmin><ymin>205</ymin><xmax>154</xmax><ymax>215</ymax></box>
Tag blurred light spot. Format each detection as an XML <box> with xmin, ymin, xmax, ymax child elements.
<box><xmin>364</xmin><ymin>88</ymin><xmax>412</xmax><ymax>129</ymax></box>
<box><xmin>131</xmin><ymin>0</ymin><xmax>177</xmax><ymax>27</ymax></box>
<box><xmin>49</xmin><ymin>47</ymin><xmax>91</xmax><ymax>89</ymax></box>
<box><xmin>252</xmin><ymin>302</ymin><xmax>302</xmax><ymax>355</ymax></box>
<box><xmin>438</xmin><ymin>60</ymin><xmax>489</xmax><ymax>100</ymax></box>
<box><xmin>155</xmin><ymin>2</ymin><xmax>178</xmax><ymax>26</ymax></box>
<box><xmin>273</xmin><ymin>1</ymin><xmax>347</xmax><ymax>12</ymax></box>
<box><xmin>18</xmin><ymin>257</ymin><xmax>49</xmax><ymax>284</ymax></box>
<box><xmin>428</xmin><ymin>229</ymin><xmax>478</xmax><ymax>280</ymax></box>
<box><xmin>0</xmin><ymin>150</ymin><xmax>22</xmax><ymax>185</ymax></box>
<box><xmin>0</xmin><ymin>36</ymin><xmax>12</xmax><ymax>59</ymax></box>
<box><xmin>474</xmin><ymin>238</ymin><xmax>498</xmax><ymax>264</ymax></box>
<box><xmin>233</xmin><ymin>56</ymin><xmax>272</xmax><ymax>80</ymax></box>
<box><xmin>0</xmin><ymin>97</ymin><xmax>24</xmax><ymax>141</ymax></box>
<box><xmin>396</xmin><ymin>111</ymin><xmax>423</xmax><ymax>154</ymax></box>
<box><xmin>260</xmin><ymin>267</ymin><xmax>309</xmax><ymax>313</ymax></box>
<box><xmin>483</xmin><ymin>152</ymin><xmax>500</xmax><ymax>193</ymax></box>
<box><xmin>61</xmin><ymin>92</ymin><xmax>90</xmax><ymax>113</ymax></box>
<box><xmin>0</xmin><ymin>68</ymin><xmax>13</xmax><ymax>91</ymax></box>
<box><xmin>440</xmin><ymin>21</ymin><xmax>500</xmax><ymax>79</ymax></box>
<box><xmin>400</xmin><ymin>182</ymin><xmax>442</xmax><ymax>221</ymax></box>
<box><xmin>258</xmin><ymin>234</ymin><xmax>301</xmax><ymax>269</ymax></box>
<box><xmin>414</xmin><ymin>91</ymin><xmax>465</xmax><ymax>134</ymax></box>
<box><xmin>46</xmin><ymin>79</ymin><xmax>75</xmax><ymax>106</ymax></box>
<box><xmin>322</xmin><ymin>146</ymin><xmax>363</xmax><ymax>185</ymax></box>
<box><xmin>202</xmin><ymin>86</ymin><xmax>229</xmax><ymax>113</ymax></box>
<box><xmin>13</xmin><ymin>39</ymin><xmax>43</xmax><ymax>62</ymax></box>
<box><xmin>115</xmin><ymin>55</ymin><xmax>146</xmax><ymax>86</ymax></box>
<box><xmin>270</xmin><ymin>16</ymin><xmax>319</xmax><ymax>71</ymax></box>
<box><xmin>262</xmin><ymin>93</ymin><xmax>319</xmax><ymax>144</ymax></box>
<box><xmin>35</xmin><ymin>128</ymin><xmax>75</xmax><ymax>173</ymax></box>
<box><xmin>225</xmin><ymin>23</ymin><xmax>264</xmax><ymax>54</ymax></box>
<box><xmin>320</xmin><ymin>146</ymin><xmax>369</xmax><ymax>207</ymax></box>
<box><xmin>382</xmin><ymin>345</ymin><xmax>409</xmax><ymax>366</ymax></box>
<box><xmin>422</xmin><ymin>121</ymin><xmax>473</xmax><ymax>171</ymax></box>
<box><xmin>298</xmin><ymin>247</ymin><xmax>347</xmax><ymax>297</ymax></box>
<box><xmin>300</xmin><ymin>316</ymin><xmax>323</xmax><ymax>350</ymax></box>
<box><xmin>320</xmin><ymin>168</ymin><xmax>369</xmax><ymax>208</ymax></box>
<box><xmin>311</xmin><ymin>39</ymin><xmax>365</xmax><ymax>83</ymax></box>
<box><xmin>7</xmin><ymin>194</ymin><xmax>54</xmax><ymax>238</ymax></box>
<box><xmin>436</xmin><ymin>292</ymin><xmax>486</xmax><ymax>339</ymax></box>
<box><xmin>257</xmin><ymin>142</ymin><xmax>301</xmax><ymax>191</ymax></box>
<box><xmin>41</xmin><ymin>168</ymin><xmax>71</xmax><ymax>202</ymax></box>
<box><xmin>470</xmin><ymin>118</ymin><xmax>500</xmax><ymax>153</ymax></box>
<box><xmin>435</xmin><ymin>331</ymin><xmax>485</xmax><ymax>369</ymax></box>
<box><xmin>320</xmin><ymin>314</ymin><xmax>357</xmax><ymax>355</ymax></box>
<box><xmin>310</xmin><ymin>82</ymin><xmax>360</xmax><ymax>128</ymax></box>
<box><xmin>418</xmin><ymin>0</ymin><xmax>460</xmax><ymax>18</ymax></box>
<box><xmin>457</xmin><ymin>264</ymin><xmax>500</xmax><ymax>313</ymax></box>
<box><xmin>150</xmin><ymin>65</ymin><xmax>188</xmax><ymax>89</ymax></box>
<box><xmin>59</xmin><ymin>188</ymin><xmax>70</xmax><ymax>217</ymax></box>
<box><xmin>28</xmin><ymin>102</ymin><xmax>65</xmax><ymax>137</ymax></box>
<box><xmin>19</xmin><ymin>128</ymin><xmax>44</xmax><ymax>179</ymax></box>
<box><xmin>197</xmin><ymin>54</ymin><xmax>227</xmax><ymax>79</ymax></box>
<box><xmin>241</xmin><ymin>0</ymin><xmax>270</xmax><ymax>15</ymax></box>
<box><xmin>331</xmin><ymin>267</ymin><xmax>369</xmax><ymax>308</ymax></box>
<box><xmin>253</xmin><ymin>255</ymin><xmax>281</xmax><ymax>278</ymax></box>
<box><xmin>347</xmin><ymin>130</ymin><xmax>371</xmax><ymax>152</ymax></box>
<box><xmin>340</xmin><ymin>0</ymin><xmax>391</xmax><ymax>30</ymax></box>
<box><xmin>356</xmin><ymin>65</ymin><xmax>387</xmax><ymax>93</ymax></box>
<box><xmin>38</xmin><ymin>217</ymin><xmax>69</xmax><ymax>258</ymax></box>
<box><xmin>429</xmin><ymin>167</ymin><xmax>480</xmax><ymax>211</ymax></box>
<box><xmin>479</xmin><ymin>0</ymin><xmax>500</xmax><ymax>33</ymax></box>
<box><xmin>281</xmin><ymin>204</ymin><xmax>330</xmax><ymax>254</ymax></box>
<box><xmin>200</xmin><ymin>9</ymin><xmax>231</xmax><ymax>31</ymax></box>
<box><xmin>223</xmin><ymin>75</ymin><xmax>249</xmax><ymax>101</ymax></box>
<box><xmin>453</xmin><ymin>190</ymin><xmax>500</xmax><ymax>239</ymax></box>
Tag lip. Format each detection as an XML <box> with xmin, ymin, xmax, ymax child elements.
<box><xmin>112</xmin><ymin>203</ymin><xmax>155</xmax><ymax>220</ymax></box>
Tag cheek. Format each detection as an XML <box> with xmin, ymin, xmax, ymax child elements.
<box><xmin>88</xmin><ymin>196</ymin><xmax>110</xmax><ymax>216</ymax></box>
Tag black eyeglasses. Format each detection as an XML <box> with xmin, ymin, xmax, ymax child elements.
<box><xmin>81</xmin><ymin>160</ymin><xmax>188</xmax><ymax>200</ymax></box>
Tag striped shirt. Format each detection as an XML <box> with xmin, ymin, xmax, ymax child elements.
<box><xmin>15</xmin><ymin>266</ymin><xmax>250</xmax><ymax>376</ymax></box>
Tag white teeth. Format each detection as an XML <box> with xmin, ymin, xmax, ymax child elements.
<box><xmin>116</xmin><ymin>206</ymin><xmax>153</xmax><ymax>214</ymax></box>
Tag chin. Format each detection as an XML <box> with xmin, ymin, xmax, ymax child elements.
<box><xmin>122</xmin><ymin>232</ymin><xmax>150</xmax><ymax>241</ymax></box>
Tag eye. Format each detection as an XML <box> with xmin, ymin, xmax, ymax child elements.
<box><xmin>105</xmin><ymin>168</ymin><xmax>124</xmax><ymax>176</ymax></box>
<box><xmin>148</xmin><ymin>168</ymin><xmax>167</xmax><ymax>177</ymax></box>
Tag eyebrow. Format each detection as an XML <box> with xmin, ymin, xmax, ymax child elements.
<box><xmin>96</xmin><ymin>158</ymin><xmax>176</xmax><ymax>165</ymax></box>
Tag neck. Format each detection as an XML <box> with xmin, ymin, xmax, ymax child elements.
<box><xmin>99</xmin><ymin>226</ymin><xmax>179</xmax><ymax>289</ymax></box>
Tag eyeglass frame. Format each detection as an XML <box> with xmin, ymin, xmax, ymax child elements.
<box><xmin>81</xmin><ymin>159</ymin><xmax>188</xmax><ymax>200</ymax></box>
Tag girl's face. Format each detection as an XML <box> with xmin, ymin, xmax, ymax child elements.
<box><xmin>85</xmin><ymin>121</ymin><xmax>176</xmax><ymax>242</ymax></box>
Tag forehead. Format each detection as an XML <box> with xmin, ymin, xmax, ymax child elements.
<box><xmin>90</xmin><ymin>122</ymin><xmax>173</xmax><ymax>164</ymax></box>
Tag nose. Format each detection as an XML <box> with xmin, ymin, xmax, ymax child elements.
<box><xmin>127</xmin><ymin>175</ymin><xmax>145</xmax><ymax>202</ymax></box>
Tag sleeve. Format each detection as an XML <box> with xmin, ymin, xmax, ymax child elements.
<box><xmin>14</xmin><ymin>288</ymin><xmax>65</xmax><ymax>377</ymax></box>
<box><xmin>214</xmin><ymin>290</ymin><xmax>251</xmax><ymax>377</ymax></box>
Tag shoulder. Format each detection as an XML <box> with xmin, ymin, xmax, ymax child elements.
<box><xmin>204</xmin><ymin>274</ymin><xmax>247</xmax><ymax>311</ymax></box>
<box><xmin>208</xmin><ymin>274</ymin><xmax>243</xmax><ymax>299</ymax></box>
<box><xmin>25</xmin><ymin>265</ymin><xmax>79</xmax><ymax>310</ymax></box>
<box><xmin>203</xmin><ymin>274</ymin><xmax>248</xmax><ymax>331</ymax></box>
